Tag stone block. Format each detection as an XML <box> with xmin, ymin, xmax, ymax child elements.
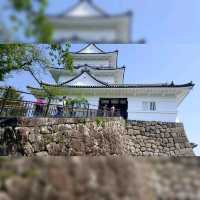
<box><xmin>15</xmin><ymin>127</ymin><xmax>30</xmax><ymax>143</ymax></box>
<box><xmin>155</xmin><ymin>129</ymin><xmax>160</xmax><ymax>134</ymax></box>
<box><xmin>0</xmin><ymin>192</ymin><xmax>12</xmax><ymax>200</ymax></box>
<box><xmin>40</xmin><ymin>126</ymin><xmax>50</xmax><ymax>135</ymax></box>
<box><xmin>36</xmin><ymin>151</ymin><xmax>49</xmax><ymax>156</ymax></box>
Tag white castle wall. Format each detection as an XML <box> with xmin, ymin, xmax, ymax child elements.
<box><xmin>74</xmin><ymin>59</ymin><xmax>110</xmax><ymax>67</ymax></box>
<box><xmin>127</xmin><ymin>96</ymin><xmax>177</xmax><ymax>122</ymax></box>
<box><xmin>53</xmin><ymin>95</ymin><xmax>178</xmax><ymax>122</ymax></box>
<box><xmin>54</xmin><ymin>29</ymin><xmax>117</xmax><ymax>43</ymax></box>
<box><xmin>86</xmin><ymin>96</ymin><xmax>178</xmax><ymax>122</ymax></box>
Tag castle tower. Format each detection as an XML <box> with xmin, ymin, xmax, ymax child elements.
<box><xmin>48</xmin><ymin>0</ymin><xmax>133</xmax><ymax>43</ymax></box>
<box><xmin>28</xmin><ymin>44</ymin><xmax>194</xmax><ymax>122</ymax></box>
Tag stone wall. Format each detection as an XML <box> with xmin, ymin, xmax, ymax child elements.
<box><xmin>0</xmin><ymin>117</ymin><xmax>195</xmax><ymax>156</ymax></box>
<box><xmin>125</xmin><ymin>120</ymin><xmax>194</xmax><ymax>156</ymax></box>
<box><xmin>0</xmin><ymin>157</ymin><xmax>200</xmax><ymax>200</ymax></box>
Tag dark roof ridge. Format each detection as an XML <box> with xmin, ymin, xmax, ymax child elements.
<box><xmin>48</xmin><ymin>64</ymin><xmax>124</xmax><ymax>70</ymax></box>
<box><xmin>74</xmin><ymin>64</ymin><xmax>124</xmax><ymax>70</ymax></box>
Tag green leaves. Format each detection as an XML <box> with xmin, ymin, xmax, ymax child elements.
<box><xmin>0</xmin><ymin>44</ymin><xmax>26</xmax><ymax>80</ymax></box>
<box><xmin>10</xmin><ymin>0</ymin><xmax>32</xmax><ymax>11</ymax></box>
<box><xmin>0</xmin><ymin>44</ymin><xmax>74</xmax><ymax>82</ymax></box>
<box><xmin>48</xmin><ymin>43</ymin><xmax>74</xmax><ymax>71</ymax></box>
<box><xmin>0</xmin><ymin>44</ymin><xmax>40</xmax><ymax>81</ymax></box>
<box><xmin>65</xmin><ymin>97</ymin><xmax>88</xmax><ymax>106</ymax></box>
<box><xmin>2</xmin><ymin>87</ymin><xmax>22</xmax><ymax>100</ymax></box>
<box><xmin>31</xmin><ymin>13</ymin><xmax>53</xmax><ymax>43</ymax></box>
<box><xmin>7</xmin><ymin>0</ymin><xmax>53</xmax><ymax>42</ymax></box>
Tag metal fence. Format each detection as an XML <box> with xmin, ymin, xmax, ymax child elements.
<box><xmin>0</xmin><ymin>98</ymin><xmax>120</xmax><ymax>118</ymax></box>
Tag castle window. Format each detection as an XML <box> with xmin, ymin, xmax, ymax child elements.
<box><xmin>143</xmin><ymin>101</ymin><xmax>156</xmax><ymax>111</ymax></box>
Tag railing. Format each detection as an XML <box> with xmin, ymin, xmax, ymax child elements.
<box><xmin>0</xmin><ymin>98</ymin><xmax>121</xmax><ymax>118</ymax></box>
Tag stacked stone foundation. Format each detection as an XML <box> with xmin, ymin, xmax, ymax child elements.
<box><xmin>0</xmin><ymin>117</ymin><xmax>194</xmax><ymax>156</ymax></box>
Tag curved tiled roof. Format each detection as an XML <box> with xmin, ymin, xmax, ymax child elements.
<box><xmin>39</xmin><ymin>80</ymin><xmax>195</xmax><ymax>89</ymax></box>
<box><xmin>61</xmin><ymin>0</ymin><xmax>109</xmax><ymax>17</ymax></box>
<box><xmin>48</xmin><ymin>0</ymin><xmax>133</xmax><ymax>19</ymax></box>
<box><xmin>43</xmin><ymin>69</ymin><xmax>109</xmax><ymax>87</ymax></box>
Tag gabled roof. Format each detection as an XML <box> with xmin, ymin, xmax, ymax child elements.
<box><xmin>77</xmin><ymin>43</ymin><xmax>105</xmax><ymax>53</ymax></box>
<box><xmin>62</xmin><ymin>0</ymin><xmax>108</xmax><ymax>17</ymax></box>
<box><xmin>47</xmin><ymin>65</ymin><xmax>125</xmax><ymax>83</ymax></box>
<box><xmin>75</xmin><ymin>43</ymin><xmax>117</xmax><ymax>54</ymax></box>
<box><xmin>73</xmin><ymin>43</ymin><xmax>118</xmax><ymax>54</ymax></box>
<box><xmin>48</xmin><ymin>0</ymin><xmax>133</xmax><ymax>19</ymax></box>
<box><xmin>45</xmin><ymin>70</ymin><xmax>109</xmax><ymax>87</ymax></box>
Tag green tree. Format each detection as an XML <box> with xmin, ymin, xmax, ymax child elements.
<box><xmin>0</xmin><ymin>87</ymin><xmax>27</xmax><ymax>117</ymax></box>
<box><xmin>48</xmin><ymin>43</ymin><xmax>74</xmax><ymax>71</ymax></box>
<box><xmin>0</xmin><ymin>44</ymin><xmax>48</xmax><ymax>81</ymax></box>
<box><xmin>0</xmin><ymin>43</ymin><xmax>73</xmax><ymax>81</ymax></box>
<box><xmin>0</xmin><ymin>87</ymin><xmax>22</xmax><ymax>100</ymax></box>
<box><xmin>1</xmin><ymin>0</ymin><xmax>53</xmax><ymax>42</ymax></box>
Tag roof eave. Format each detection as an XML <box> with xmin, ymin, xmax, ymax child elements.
<box><xmin>47</xmin><ymin>11</ymin><xmax>133</xmax><ymax>20</ymax></box>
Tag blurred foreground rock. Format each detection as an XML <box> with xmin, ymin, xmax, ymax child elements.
<box><xmin>0</xmin><ymin>157</ymin><xmax>200</xmax><ymax>200</ymax></box>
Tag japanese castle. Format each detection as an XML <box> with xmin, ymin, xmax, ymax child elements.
<box><xmin>28</xmin><ymin>44</ymin><xmax>194</xmax><ymax>122</ymax></box>
<box><xmin>48</xmin><ymin>0</ymin><xmax>133</xmax><ymax>43</ymax></box>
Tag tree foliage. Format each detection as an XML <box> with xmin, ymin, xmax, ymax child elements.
<box><xmin>65</xmin><ymin>97</ymin><xmax>88</xmax><ymax>108</ymax></box>
<box><xmin>0</xmin><ymin>87</ymin><xmax>22</xmax><ymax>100</ymax></box>
<box><xmin>0</xmin><ymin>87</ymin><xmax>27</xmax><ymax>117</ymax></box>
<box><xmin>0</xmin><ymin>44</ymin><xmax>44</xmax><ymax>81</ymax></box>
<box><xmin>1</xmin><ymin>0</ymin><xmax>53</xmax><ymax>42</ymax></box>
<box><xmin>48</xmin><ymin>43</ymin><xmax>74</xmax><ymax>71</ymax></box>
<box><xmin>0</xmin><ymin>43</ymin><xmax>73</xmax><ymax>81</ymax></box>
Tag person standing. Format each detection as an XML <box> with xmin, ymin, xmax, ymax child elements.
<box><xmin>111</xmin><ymin>105</ymin><xmax>115</xmax><ymax>117</ymax></box>
<box><xmin>55</xmin><ymin>98</ymin><xmax>64</xmax><ymax>117</ymax></box>
<box><xmin>34</xmin><ymin>97</ymin><xmax>47</xmax><ymax>117</ymax></box>
<box><xmin>103</xmin><ymin>104</ymin><xmax>108</xmax><ymax>117</ymax></box>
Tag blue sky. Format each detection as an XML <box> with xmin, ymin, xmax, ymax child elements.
<box><xmin>1</xmin><ymin>0</ymin><xmax>200</xmax><ymax>43</ymax></box>
<box><xmin>47</xmin><ymin>0</ymin><xmax>200</xmax><ymax>44</ymax></box>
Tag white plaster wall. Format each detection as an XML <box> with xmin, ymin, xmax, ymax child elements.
<box><xmin>54</xmin><ymin>29</ymin><xmax>117</xmax><ymax>43</ymax></box>
<box><xmin>52</xmin><ymin>95</ymin><xmax>179</xmax><ymax>122</ymax></box>
<box><xmin>86</xmin><ymin>96</ymin><xmax>178</xmax><ymax>122</ymax></box>
<box><xmin>127</xmin><ymin>96</ymin><xmax>177</xmax><ymax>122</ymax></box>
<box><xmin>128</xmin><ymin>112</ymin><xmax>177</xmax><ymax>122</ymax></box>
<box><xmin>74</xmin><ymin>60</ymin><xmax>110</xmax><ymax>67</ymax></box>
